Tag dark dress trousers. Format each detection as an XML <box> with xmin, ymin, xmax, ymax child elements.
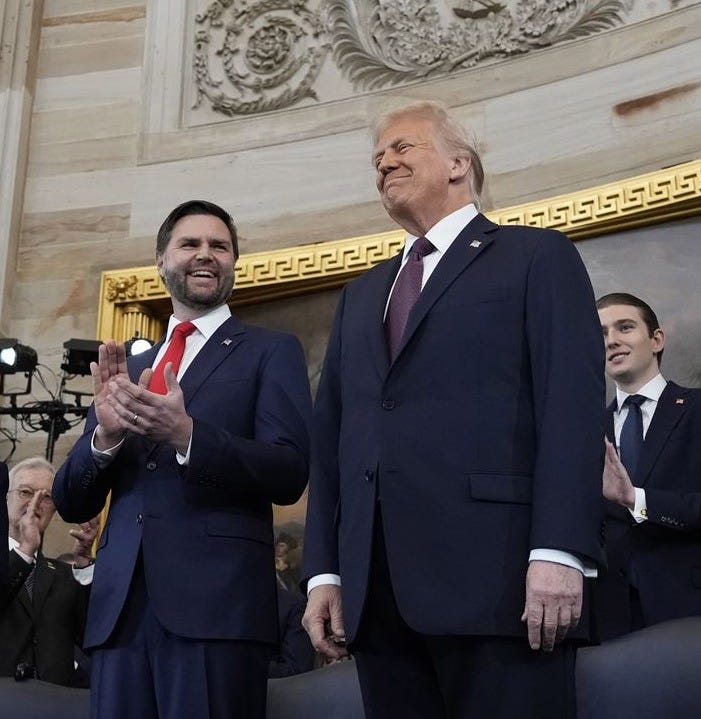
<box><xmin>0</xmin><ymin>551</ymin><xmax>88</xmax><ymax>686</ymax></box>
<box><xmin>303</xmin><ymin>214</ymin><xmax>606</xmax><ymax>717</ymax></box>
<box><xmin>597</xmin><ymin>382</ymin><xmax>701</xmax><ymax>640</ymax></box>
<box><xmin>52</xmin><ymin>316</ymin><xmax>312</xmax><ymax>714</ymax></box>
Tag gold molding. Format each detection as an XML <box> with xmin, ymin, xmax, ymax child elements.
<box><xmin>98</xmin><ymin>159</ymin><xmax>701</xmax><ymax>341</ymax></box>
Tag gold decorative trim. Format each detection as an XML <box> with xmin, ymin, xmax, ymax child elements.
<box><xmin>98</xmin><ymin>159</ymin><xmax>701</xmax><ymax>341</ymax></box>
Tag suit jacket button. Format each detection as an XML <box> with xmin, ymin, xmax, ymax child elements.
<box><xmin>136</xmin><ymin>513</ymin><xmax>143</xmax><ymax>524</ymax></box>
<box><xmin>146</xmin><ymin>461</ymin><xmax>157</xmax><ymax>471</ymax></box>
<box><xmin>382</xmin><ymin>399</ymin><xmax>395</xmax><ymax>410</ymax></box>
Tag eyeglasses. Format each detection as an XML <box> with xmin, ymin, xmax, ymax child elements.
<box><xmin>8</xmin><ymin>487</ymin><xmax>55</xmax><ymax>508</ymax></box>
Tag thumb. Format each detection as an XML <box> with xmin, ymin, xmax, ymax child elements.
<box><xmin>164</xmin><ymin>363</ymin><xmax>180</xmax><ymax>393</ymax></box>
<box><xmin>139</xmin><ymin>367</ymin><xmax>153</xmax><ymax>389</ymax></box>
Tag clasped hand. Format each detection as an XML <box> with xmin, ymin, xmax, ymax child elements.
<box><xmin>91</xmin><ymin>340</ymin><xmax>192</xmax><ymax>455</ymax></box>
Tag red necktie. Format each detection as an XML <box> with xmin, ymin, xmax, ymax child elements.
<box><xmin>385</xmin><ymin>237</ymin><xmax>436</xmax><ymax>361</ymax></box>
<box><xmin>149</xmin><ymin>321</ymin><xmax>196</xmax><ymax>394</ymax></box>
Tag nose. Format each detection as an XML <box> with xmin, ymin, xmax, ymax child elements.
<box><xmin>196</xmin><ymin>242</ymin><xmax>213</xmax><ymax>260</ymax></box>
<box><xmin>605</xmin><ymin>330</ymin><xmax>620</xmax><ymax>348</ymax></box>
<box><xmin>377</xmin><ymin>150</ymin><xmax>399</xmax><ymax>175</ymax></box>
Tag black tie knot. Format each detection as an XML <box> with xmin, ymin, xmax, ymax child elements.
<box><xmin>624</xmin><ymin>394</ymin><xmax>646</xmax><ymax>409</ymax></box>
<box><xmin>409</xmin><ymin>237</ymin><xmax>435</xmax><ymax>260</ymax></box>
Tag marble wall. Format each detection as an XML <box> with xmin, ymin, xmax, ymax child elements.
<box><xmin>1</xmin><ymin>0</ymin><xmax>700</xmax><ymax>554</ymax></box>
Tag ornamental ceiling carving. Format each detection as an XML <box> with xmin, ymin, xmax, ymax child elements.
<box><xmin>193</xmin><ymin>0</ymin><xmax>634</xmax><ymax>115</ymax></box>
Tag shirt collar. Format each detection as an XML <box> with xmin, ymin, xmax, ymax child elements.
<box><xmin>616</xmin><ymin>373</ymin><xmax>667</xmax><ymax>413</ymax></box>
<box><xmin>166</xmin><ymin>304</ymin><xmax>232</xmax><ymax>343</ymax></box>
<box><xmin>402</xmin><ymin>204</ymin><xmax>479</xmax><ymax>260</ymax></box>
<box><xmin>8</xmin><ymin>535</ymin><xmax>37</xmax><ymax>559</ymax></box>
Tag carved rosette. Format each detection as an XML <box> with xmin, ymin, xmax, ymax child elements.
<box><xmin>193</xmin><ymin>0</ymin><xmax>331</xmax><ymax>116</ymax></box>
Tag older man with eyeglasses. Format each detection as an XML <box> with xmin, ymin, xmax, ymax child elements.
<box><xmin>1</xmin><ymin>457</ymin><xmax>98</xmax><ymax>686</ymax></box>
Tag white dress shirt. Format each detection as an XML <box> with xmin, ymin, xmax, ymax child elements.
<box><xmin>613</xmin><ymin>373</ymin><xmax>667</xmax><ymax>523</ymax></box>
<box><xmin>309</xmin><ymin>205</ymin><xmax>592</xmax><ymax>595</ymax></box>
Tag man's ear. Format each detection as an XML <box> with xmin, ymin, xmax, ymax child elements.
<box><xmin>652</xmin><ymin>327</ymin><xmax>665</xmax><ymax>355</ymax></box>
<box><xmin>449</xmin><ymin>155</ymin><xmax>471</xmax><ymax>183</ymax></box>
<box><xmin>156</xmin><ymin>254</ymin><xmax>164</xmax><ymax>279</ymax></box>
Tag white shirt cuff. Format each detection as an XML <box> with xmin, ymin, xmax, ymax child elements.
<box><xmin>72</xmin><ymin>563</ymin><xmax>94</xmax><ymax>586</ymax></box>
<box><xmin>307</xmin><ymin>573</ymin><xmax>341</xmax><ymax>595</ymax></box>
<box><xmin>529</xmin><ymin>548</ymin><xmax>598</xmax><ymax>578</ymax></box>
<box><xmin>175</xmin><ymin>430</ymin><xmax>193</xmax><ymax>466</ymax></box>
<box><xmin>91</xmin><ymin>429</ymin><xmax>125</xmax><ymax>468</ymax></box>
<box><xmin>630</xmin><ymin>487</ymin><xmax>648</xmax><ymax>523</ymax></box>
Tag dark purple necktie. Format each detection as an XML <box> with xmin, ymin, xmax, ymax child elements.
<box><xmin>385</xmin><ymin>236</ymin><xmax>436</xmax><ymax>361</ymax></box>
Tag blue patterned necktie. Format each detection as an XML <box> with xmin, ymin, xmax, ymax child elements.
<box><xmin>385</xmin><ymin>237</ymin><xmax>436</xmax><ymax>361</ymax></box>
<box><xmin>619</xmin><ymin>394</ymin><xmax>646</xmax><ymax>476</ymax></box>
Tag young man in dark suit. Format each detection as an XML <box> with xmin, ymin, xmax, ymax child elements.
<box><xmin>596</xmin><ymin>292</ymin><xmax>701</xmax><ymax>639</ymax></box>
<box><xmin>53</xmin><ymin>200</ymin><xmax>312</xmax><ymax>719</ymax></box>
<box><xmin>302</xmin><ymin>102</ymin><xmax>605</xmax><ymax>719</ymax></box>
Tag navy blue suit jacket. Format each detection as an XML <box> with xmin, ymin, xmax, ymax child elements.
<box><xmin>53</xmin><ymin>315</ymin><xmax>312</xmax><ymax>648</ymax></box>
<box><xmin>597</xmin><ymin>382</ymin><xmax>701</xmax><ymax>639</ymax></box>
<box><xmin>303</xmin><ymin>214</ymin><xmax>606</xmax><ymax>643</ymax></box>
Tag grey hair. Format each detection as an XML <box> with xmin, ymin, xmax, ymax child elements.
<box><xmin>9</xmin><ymin>456</ymin><xmax>56</xmax><ymax>488</ymax></box>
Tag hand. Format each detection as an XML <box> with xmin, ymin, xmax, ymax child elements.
<box><xmin>603</xmin><ymin>437</ymin><xmax>636</xmax><ymax>509</ymax></box>
<box><xmin>69</xmin><ymin>515</ymin><xmax>100</xmax><ymax>568</ymax></box>
<box><xmin>302</xmin><ymin>584</ymin><xmax>348</xmax><ymax>660</ymax></box>
<box><xmin>107</xmin><ymin>364</ymin><xmax>193</xmax><ymax>454</ymax></box>
<box><xmin>17</xmin><ymin>490</ymin><xmax>45</xmax><ymax>557</ymax></box>
<box><xmin>521</xmin><ymin>560</ymin><xmax>583</xmax><ymax>651</ymax></box>
<box><xmin>91</xmin><ymin>340</ymin><xmax>130</xmax><ymax>449</ymax></box>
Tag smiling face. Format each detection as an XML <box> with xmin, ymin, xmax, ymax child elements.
<box><xmin>157</xmin><ymin>213</ymin><xmax>236</xmax><ymax>319</ymax></box>
<box><xmin>598</xmin><ymin>304</ymin><xmax>665</xmax><ymax>393</ymax></box>
<box><xmin>372</xmin><ymin>114</ymin><xmax>472</xmax><ymax>236</ymax></box>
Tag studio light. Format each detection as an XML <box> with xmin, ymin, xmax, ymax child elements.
<box><xmin>0</xmin><ymin>339</ymin><xmax>38</xmax><ymax>375</ymax></box>
<box><xmin>61</xmin><ymin>338</ymin><xmax>101</xmax><ymax>376</ymax></box>
<box><xmin>125</xmin><ymin>333</ymin><xmax>154</xmax><ymax>357</ymax></box>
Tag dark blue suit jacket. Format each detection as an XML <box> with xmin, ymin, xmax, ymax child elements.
<box><xmin>53</xmin><ymin>315</ymin><xmax>312</xmax><ymax>648</ymax></box>
<box><xmin>597</xmin><ymin>382</ymin><xmax>701</xmax><ymax>639</ymax></box>
<box><xmin>303</xmin><ymin>214</ymin><xmax>606</xmax><ymax>643</ymax></box>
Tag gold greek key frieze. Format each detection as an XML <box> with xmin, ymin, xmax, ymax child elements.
<box><xmin>98</xmin><ymin>159</ymin><xmax>701</xmax><ymax>341</ymax></box>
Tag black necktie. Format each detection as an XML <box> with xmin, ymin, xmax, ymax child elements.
<box><xmin>24</xmin><ymin>562</ymin><xmax>36</xmax><ymax>601</ymax></box>
<box><xmin>619</xmin><ymin>394</ymin><xmax>646</xmax><ymax>476</ymax></box>
<box><xmin>385</xmin><ymin>237</ymin><xmax>436</xmax><ymax>361</ymax></box>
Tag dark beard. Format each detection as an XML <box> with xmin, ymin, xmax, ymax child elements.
<box><xmin>163</xmin><ymin>268</ymin><xmax>233</xmax><ymax>311</ymax></box>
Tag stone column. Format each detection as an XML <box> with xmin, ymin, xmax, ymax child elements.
<box><xmin>0</xmin><ymin>0</ymin><xmax>43</xmax><ymax>335</ymax></box>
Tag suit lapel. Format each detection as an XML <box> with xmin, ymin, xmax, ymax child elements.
<box><xmin>636</xmin><ymin>382</ymin><xmax>689</xmax><ymax>486</ymax></box>
<box><xmin>29</xmin><ymin>553</ymin><xmax>55</xmax><ymax>618</ymax></box>
<box><xmin>178</xmin><ymin>315</ymin><xmax>246</xmax><ymax>405</ymax></box>
<box><xmin>392</xmin><ymin>214</ymin><xmax>497</xmax><ymax>364</ymax></box>
<box><xmin>366</xmin><ymin>252</ymin><xmax>403</xmax><ymax>379</ymax></box>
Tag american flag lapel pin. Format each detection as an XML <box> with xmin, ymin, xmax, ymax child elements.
<box><xmin>222</xmin><ymin>338</ymin><xmax>232</xmax><ymax>346</ymax></box>
<box><xmin>469</xmin><ymin>240</ymin><xmax>482</xmax><ymax>248</ymax></box>
<box><xmin>676</xmin><ymin>398</ymin><xmax>685</xmax><ymax>404</ymax></box>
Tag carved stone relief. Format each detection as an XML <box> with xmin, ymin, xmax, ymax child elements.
<box><xmin>193</xmin><ymin>0</ymin><xmax>635</xmax><ymax>116</ymax></box>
